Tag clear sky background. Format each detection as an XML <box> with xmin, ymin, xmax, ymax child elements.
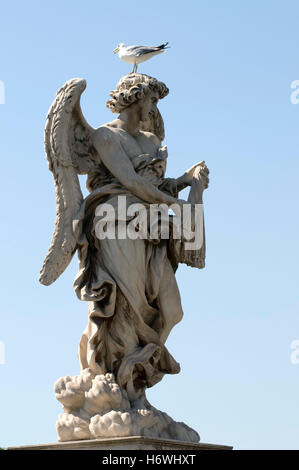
<box><xmin>0</xmin><ymin>0</ymin><xmax>298</xmax><ymax>450</ymax></box>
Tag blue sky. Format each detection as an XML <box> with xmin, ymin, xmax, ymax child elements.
<box><xmin>0</xmin><ymin>0</ymin><xmax>299</xmax><ymax>449</ymax></box>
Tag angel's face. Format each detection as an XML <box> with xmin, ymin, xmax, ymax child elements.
<box><xmin>139</xmin><ymin>91</ymin><xmax>159</xmax><ymax>122</ymax></box>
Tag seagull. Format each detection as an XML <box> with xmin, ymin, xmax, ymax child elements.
<box><xmin>113</xmin><ymin>42</ymin><xmax>169</xmax><ymax>73</ymax></box>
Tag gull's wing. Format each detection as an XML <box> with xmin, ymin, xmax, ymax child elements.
<box><xmin>39</xmin><ymin>78</ymin><xmax>97</xmax><ymax>286</ymax></box>
<box><xmin>125</xmin><ymin>43</ymin><xmax>169</xmax><ymax>56</ymax></box>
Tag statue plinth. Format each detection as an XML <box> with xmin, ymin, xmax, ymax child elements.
<box><xmin>9</xmin><ymin>436</ymin><xmax>232</xmax><ymax>451</ymax></box>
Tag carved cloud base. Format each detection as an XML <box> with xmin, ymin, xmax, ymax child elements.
<box><xmin>54</xmin><ymin>369</ymin><xmax>199</xmax><ymax>443</ymax></box>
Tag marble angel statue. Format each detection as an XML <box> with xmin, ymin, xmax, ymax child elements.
<box><xmin>39</xmin><ymin>73</ymin><xmax>209</xmax><ymax>442</ymax></box>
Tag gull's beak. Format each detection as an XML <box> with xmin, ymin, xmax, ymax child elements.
<box><xmin>113</xmin><ymin>46</ymin><xmax>119</xmax><ymax>54</ymax></box>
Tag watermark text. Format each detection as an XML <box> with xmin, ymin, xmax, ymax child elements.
<box><xmin>0</xmin><ymin>341</ymin><xmax>5</xmax><ymax>364</ymax></box>
<box><xmin>290</xmin><ymin>340</ymin><xmax>299</xmax><ymax>365</ymax></box>
<box><xmin>290</xmin><ymin>80</ymin><xmax>299</xmax><ymax>104</ymax></box>
<box><xmin>94</xmin><ymin>196</ymin><xmax>204</xmax><ymax>251</ymax></box>
<box><xmin>0</xmin><ymin>81</ymin><xmax>5</xmax><ymax>104</ymax></box>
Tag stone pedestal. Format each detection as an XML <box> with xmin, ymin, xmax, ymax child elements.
<box><xmin>9</xmin><ymin>436</ymin><xmax>232</xmax><ymax>451</ymax></box>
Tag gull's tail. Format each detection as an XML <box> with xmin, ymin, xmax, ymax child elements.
<box><xmin>157</xmin><ymin>42</ymin><xmax>170</xmax><ymax>50</ymax></box>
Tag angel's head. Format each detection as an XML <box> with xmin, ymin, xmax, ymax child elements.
<box><xmin>106</xmin><ymin>73</ymin><xmax>169</xmax><ymax>141</ymax></box>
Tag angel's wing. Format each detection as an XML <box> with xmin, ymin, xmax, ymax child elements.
<box><xmin>39</xmin><ymin>78</ymin><xmax>97</xmax><ymax>286</ymax></box>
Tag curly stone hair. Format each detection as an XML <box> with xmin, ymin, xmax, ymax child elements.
<box><xmin>106</xmin><ymin>73</ymin><xmax>169</xmax><ymax>142</ymax></box>
<box><xmin>106</xmin><ymin>73</ymin><xmax>169</xmax><ymax>113</ymax></box>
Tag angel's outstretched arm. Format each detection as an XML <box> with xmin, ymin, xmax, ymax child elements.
<box><xmin>94</xmin><ymin>127</ymin><xmax>179</xmax><ymax>206</ymax></box>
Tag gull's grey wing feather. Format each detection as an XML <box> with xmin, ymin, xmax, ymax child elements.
<box><xmin>135</xmin><ymin>47</ymin><xmax>162</xmax><ymax>56</ymax></box>
<box><xmin>125</xmin><ymin>43</ymin><xmax>169</xmax><ymax>56</ymax></box>
<box><xmin>39</xmin><ymin>78</ymin><xmax>96</xmax><ymax>286</ymax></box>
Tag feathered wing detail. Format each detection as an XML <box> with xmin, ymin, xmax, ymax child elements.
<box><xmin>39</xmin><ymin>78</ymin><xmax>96</xmax><ymax>286</ymax></box>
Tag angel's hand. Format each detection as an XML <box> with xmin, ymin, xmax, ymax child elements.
<box><xmin>159</xmin><ymin>178</ymin><xmax>178</xmax><ymax>196</ymax></box>
<box><xmin>184</xmin><ymin>161</ymin><xmax>210</xmax><ymax>188</ymax></box>
<box><xmin>176</xmin><ymin>161</ymin><xmax>209</xmax><ymax>192</ymax></box>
